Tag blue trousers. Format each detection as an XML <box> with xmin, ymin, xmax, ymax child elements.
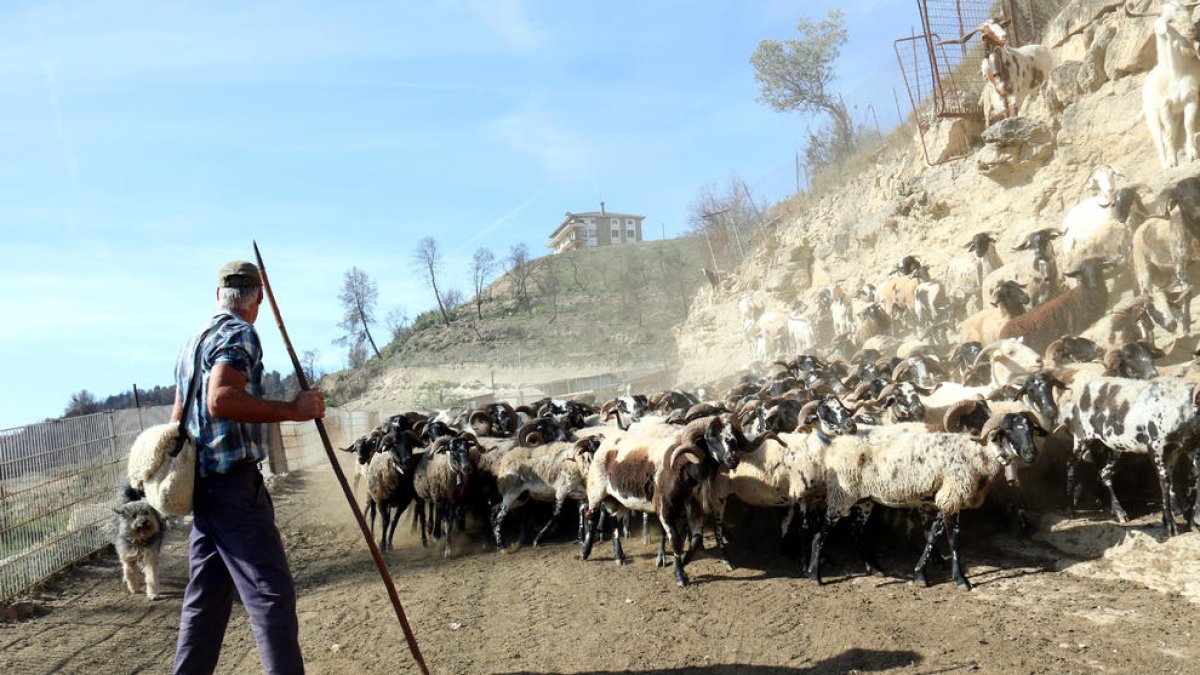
<box><xmin>173</xmin><ymin>461</ymin><xmax>304</xmax><ymax>675</ymax></box>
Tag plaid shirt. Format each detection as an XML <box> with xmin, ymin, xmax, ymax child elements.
<box><xmin>175</xmin><ymin>309</ymin><xmax>267</xmax><ymax>477</ymax></box>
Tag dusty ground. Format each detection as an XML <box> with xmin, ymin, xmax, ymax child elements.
<box><xmin>3</xmin><ymin>453</ymin><xmax>1200</xmax><ymax>675</ymax></box>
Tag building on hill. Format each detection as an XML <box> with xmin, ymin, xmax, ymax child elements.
<box><xmin>547</xmin><ymin>202</ymin><xmax>644</xmax><ymax>254</ymax></box>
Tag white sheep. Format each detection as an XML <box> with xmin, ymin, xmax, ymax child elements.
<box><xmin>811</xmin><ymin>413</ymin><xmax>1046</xmax><ymax>588</ymax></box>
<box><xmin>490</xmin><ymin>436</ymin><xmax>603</xmax><ymax>549</ymax></box>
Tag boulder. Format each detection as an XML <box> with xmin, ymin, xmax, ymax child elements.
<box><xmin>921</xmin><ymin>115</ymin><xmax>983</xmax><ymax>164</ymax></box>
<box><xmin>1044</xmin><ymin>0</ymin><xmax>1123</xmax><ymax>48</ymax></box>
<box><xmin>976</xmin><ymin>117</ymin><xmax>1056</xmax><ymax>181</ymax></box>
<box><xmin>1103</xmin><ymin>13</ymin><xmax>1155</xmax><ymax>80</ymax></box>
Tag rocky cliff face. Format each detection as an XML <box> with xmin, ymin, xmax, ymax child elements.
<box><xmin>675</xmin><ymin>1</ymin><xmax>1198</xmax><ymax>387</ymax></box>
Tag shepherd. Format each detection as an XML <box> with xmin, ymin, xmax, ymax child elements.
<box><xmin>171</xmin><ymin>259</ymin><xmax>325</xmax><ymax>675</ymax></box>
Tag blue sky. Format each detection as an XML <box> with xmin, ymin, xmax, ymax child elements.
<box><xmin>0</xmin><ymin>0</ymin><xmax>917</xmax><ymax>429</ymax></box>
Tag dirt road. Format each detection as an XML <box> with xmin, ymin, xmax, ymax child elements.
<box><xmin>2</xmin><ymin>462</ymin><xmax>1198</xmax><ymax>674</ymax></box>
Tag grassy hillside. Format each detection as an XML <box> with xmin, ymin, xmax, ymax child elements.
<box><xmin>325</xmin><ymin>236</ymin><xmax>709</xmax><ymax>405</ymax></box>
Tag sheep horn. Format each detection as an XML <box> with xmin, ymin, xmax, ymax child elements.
<box><xmin>669</xmin><ymin>444</ymin><xmax>706</xmax><ymax>471</ymax></box>
<box><xmin>874</xmin><ymin>383</ymin><xmax>898</xmax><ymax>405</ymax></box>
<box><xmin>968</xmin><ymin>343</ymin><xmax>1001</xmax><ymax>376</ymax></box>
<box><xmin>1192</xmin><ymin>385</ymin><xmax>1200</xmax><ymax>410</ymax></box>
<box><xmin>1102</xmin><ymin>349</ymin><xmax>1123</xmax><ymax>375</ymax></box>
<box><xmin>890</xmin><ymin>359</ymin><xmax>912</xmax><ymax>383</ymax></box>
<box><xmin>796</xmin><ymin>400</ymin><xmax>822</xmax><ymax>430</ymax></box>
<box><xmin>936</xmin><ymin>27</ymin><xmax>981</xmax><ymax>46</ymax></box>
<box><xmin>971</xmin><ymin>413</ymin><xmax>1007</xmax><ymax>445</ymax></box>
<box><xmin>942</xmin><ymin>398</ymin><xmax>982</xmax><ymax>433</ymax></box>
<box><xmin>746</xmin><ymin>430</ymin><xmax>784</xmax><ymax>453</ymax></box>
<box><xmin>431</xmin><ymin>436</ymin><xmax>452</xmax><ymax>454</ymax></box>
<box><xmin>850</xmin><ymin>381</ymin><xmax>874</xmax><ymax>401</ymax></box>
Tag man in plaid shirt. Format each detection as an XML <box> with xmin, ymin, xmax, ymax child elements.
<box><xmin>171</xmin><ymin>260</ymin><xmax>324</xmax><ymax>675</ymax></box>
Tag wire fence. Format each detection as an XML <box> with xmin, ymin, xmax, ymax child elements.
<box><xmin>0</xmin><ymin>361</ymin><xmax>672</xmax><ymax>603</ymax></box>
<box><xmin>0</xmin><ymin>406</ymin><xmax>372</xmax><ymax>603</ymax></box>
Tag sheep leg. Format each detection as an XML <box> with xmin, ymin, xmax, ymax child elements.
<box><xmin>944</xmin><ymin>511</ymin><xmax>971</xmax><ymax>590</ymax></box>
<box><xmin>1154</xmin><ymin>449</ymin><xmax>1179</xmax><ymax>537</ymax></box>
<box><xmin>713</xmin><ymin>505</ymin><xmax>735</xmax><ymax>572</ymax></box>
<box><xmin>365</xmin><ymin>497</ymin><xmax>377</xmax><ymax>536</ymax></box>
<box><xmin>580</xmin><ymin>508</ymin><xmax>602</xmax><ymax>560</ymax></box>
<box><xmin>680</xmin><ymin>501</ymin><xmax>705</xmax><ymax>567</ymax></box>
<box><xmin>415</xmin><ymin>499</ymin><xmax>428</xmax><ymax>548</ymax></box>
<box><xmin>611</xmin><ymin>516</ymin><xmax>630</xmax><ymax>565</ymax></box>
<box><xmin>1184</xmin><ymin>451</ymin><xmax>1200</xmax><ymax>532</ymax></box>
<box><xmin>1184</xmin><ymin>98</ymin><xmax>1199</xmax><ymax>163</ymax></box>
<box><xmin>913</xmin><ymin>511</ymin><xmax>945</xmax><ymax>587</ymax></box>
<box><xmin>379</xmin><ymin>503</ymin><xmax>392</xmax><ymax>552</ymax></box>
<box><xmin>442</xmin><ymin>506</ymin><xmax>453</xmax><ymax>558</ymax></box>
<box><xmin>655</xmin><ymin>530</ymin><xmax>667</xmax><ymax>568</ymax></box>
<box><xmin>577</xmin><ymin>503</ymin><xmax>587</xmax><ymax>541</ymax></box>
<box><xmin>642</xmin><ymin>512</ymin><xmax>650</xmax><ymax>544</ymax></box>
<box><xmin>849</xmin><ymin>504</ymin><xmax>881</xmax><ymax>575</ymax></box>
<box><xmin>532</xmin><ymin>498</ymin><xmax>564</xmax><ymax>547</ymax></box>
<box><xmin>1065</xmin><ymin>446</ymin><xmax>1082</xmax><ymax>517</ymax></box>
<box><xmin>491</xmin><ymin>502</ymin><xmax>509</xmax><ymax>550</ymax></box>
<box><xmin>660</xmin><ymin>513</ymin><xmax>690</xmax><ymax>587</ymax></box>
<box><xmin>1098</xmin><ymin>451</ymin><xmax>1129</xmax><ymax>523</ymax></box>
<box><xmin>806</xmin><ymin>512</ymin><xmax>837</xmax><ymax>584</ymax></box>
<box><xmin>621</xmin><ymin>512</ymin><xmax>632</xmax><ymax>539</ymax></box>
<box><xmin>385</xmin><ymin>500</ymin><xmax>406</xmax><ymax>551</ymax></box>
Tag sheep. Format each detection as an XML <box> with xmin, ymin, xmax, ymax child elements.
<box><xmin>1061</xmin><ymin>167</ymin><xmax>1148</xmax><ymax>270</ymax></box>
<box><xmin>413</xmin><ymin>431</ymin><xmax>481</xmax><ymax>557</ymax></box>
<box><xmin>581</xmin><ymin>415</ymin><xmax>772</xmax><ymax>586</ymax></box>
<box><xmin>468</xmin><ymin>402</ymin><xmax>518</xmax><ymax>438</ymax></box>
<box><xmin>982</xmin><ymin>228</ymin><xmax>1063</xmax><ymax>306</ymax></box>
<box><xmin>945</xmin><ymin>233</ymin><xmax>1003</xmax><ymax>314</ymax></box>
<box><xmin>1043</xmin><ymin>336</ymin><xmax>1104</xmax><ymax>368</ymax></box>
<box><xmin>490</xmin><ymin>436</ymin><xmax>604</xmax><ymax>549</ymax></box>
<box><xmin>1126</xmin><ymin>0</ymin><xmax>1200</xmax><ymax>167</ymax></box>
<box><xmin>364</xmin><ymin>429</ymin><xmax>424</xmax><ymax>552</ymax></box>
<box><xmin>959</xmin><ymin>280</ymin><xmax>1030</xmax><ymax>346</ymax></box>
<box><xmin>999</xmin><ymin>257</ymin><xmax>1117</xmax><ymax>353</ymax></box>
<box><xmin>1079</xmin><ymin>289</ymin><xmax>1183</xmax><ymax>351</ymax></box>
<box><xmin>877</xmin><ymin>266</ymin><xmax>921</xmax><ymax>330</ymax></box>
<box><xmin>709</xmin><ymin>398</ymin><xmax>857</xmax><ymax>571</ymax></box>
<box><xmin>1103</xmin><ymin>342</ymin><xmax>1168</xmax><ymax>380</ymax></box>
<box><xmin>854</xmin><ymin>303</ymin><xmax>892</xmax><ymax>345</ymax></box>
<box><xmin>912</xmin><ymin>268</ymin><xmax>948</xmax><ymax>331</ymax></box>
<box><xmin>941</xmin><ymin>19</ymin><xmax>1053</xmax><ymax>125</ymax></box>
<box><xmin>340</xmin><ymin>430</ymin><xmax>382</xmax><ymax>495</ymax></box>
<box><xmin>1069</xmin><ymin>376</ymin><xmax>1200</xmax><ymax>534</ymax></box>
<box><xmin>810</xmin><ymin>412</ymin><xmax>1047</xmax><ymax>588</ymax></box>
<box><xmin>786</xmin><ymin>305</ymin><xmax>816</xmax><ymax>355</ymax></box>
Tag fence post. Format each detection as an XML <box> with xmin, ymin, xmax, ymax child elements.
<box><xmin>267</xmin><ymin>423</ymin><xmax>287</xmax><ymax>475</ymax></box>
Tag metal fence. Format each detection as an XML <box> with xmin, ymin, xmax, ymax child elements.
<box><xmin>0</xmin><ymin>407</ymin><xmax>172</xmax><ymax>601</ymax></box>
<box><xmin>0</xmin><ymin>406</ymin><xmax>375</xmax><ymax>602</ymax></box>
<box><xmin>0</xmin><ymin>362</ymin><xmax>670</xmax><ymax>602</ymax></box>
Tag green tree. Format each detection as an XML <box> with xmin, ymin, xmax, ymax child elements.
<box><xmin>751</xmin><ymin>11</ymin><xmax>854</xmax><ymax>158</ymax></box>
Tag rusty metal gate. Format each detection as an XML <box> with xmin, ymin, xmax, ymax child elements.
<box><xmin>896</xmin><ymin>0</ymin><xmax>1046</xmax><ymax>165</ymax></box>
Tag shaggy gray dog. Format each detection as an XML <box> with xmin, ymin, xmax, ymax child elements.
<box><xmin>113</xmin><ymin>482</ymin><xmax>166</xmax><ymax>600</ymax></box>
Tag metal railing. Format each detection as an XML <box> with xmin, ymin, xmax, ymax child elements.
<box><xmin>0</xmin><ymin>407</ymin><xmax>171</xmax><ymax>601</ymax></box>
<box><xmin>0</xmin><ymin>406</ymin><xmax>376</xmax><ymax>602</ymax></box>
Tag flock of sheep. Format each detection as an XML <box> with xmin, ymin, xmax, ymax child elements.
<box><xmin>334</xmin><ymin>2</ymin><xmax>1200</xmax><ymax>592</ymax></box>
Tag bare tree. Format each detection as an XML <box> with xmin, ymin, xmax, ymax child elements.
<box><xmin>384</xmin><ymin>306</ymin><xmax>410</xmax><ymax>341</ymax></box>
<box><xmin>336</xmin><ymin>266</ymin><xmax>382</xmax><ymax>360</ymax></box>
<box><xmin>565</xmin><ymin>255</ymin><xmax>589</xmax><ymax>292</ymax></box>
<box><xmin>301</xmin><ymin>349</ymin><xmax>322</xmax><ymax>383</ymax></box>
<box><xmin>64</xmin><ymin>389</ymin><xmax>101</xmax><ymax>418</ymax></box>
<box><xmin>413</xmin><ymin>237</ymin><xmax>451</xmax><ymax>326</ymax></box>
<box><xmin>470</xmin><ymin>247</ymin><xmax>496</xmax><ymax>320</ymax></box>
<box><xmin>505</xmin><ymin>242</ymin><xmax>539</xmax><ymax>315</ymax></box>
<box><xmin>440</xmin><ymin>287</ymin><xmax>464</xmax><ymax>320</ymax></box>
<box><xmin>346</xmin><ymin>342</ymin><xmax>368</xmax><ymax>369</ymax></box>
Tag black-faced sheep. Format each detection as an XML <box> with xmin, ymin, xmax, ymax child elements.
<box><xmin>811</xmin><ymin>412</ymin><xmax>1047</xmax><ymax>589</ymax></box>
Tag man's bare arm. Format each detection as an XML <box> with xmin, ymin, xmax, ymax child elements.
<box><xmin>206</xmin><ymin>364</ymin><xmax>325</xmax><ymax>423</ymax></box>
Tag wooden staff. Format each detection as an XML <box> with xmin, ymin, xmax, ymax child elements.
<box><xmin>253</xmin><ymin>241</ymin><xmax>430</xmax><ymax>675</ymax></box>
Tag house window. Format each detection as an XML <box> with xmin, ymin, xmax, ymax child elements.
<box><xmin>626</xmin><ymin>228</ymin><xmax>635</xmax><ymax>239</ymax></box>
<box><xmin>611</xmin><ymin>218</ymin><xmax>619</xmax><ymax>227</ymax></box>
<box><xmin>585</xmin><ymin>218</ymin><xmax>594</xmax><ymax>225</ymax></box>
<box><xmin>612</xmin><ymin>229</ymin><xmax>620</xmax><ymax>240</ymax></box>
<box><xmin>588</xmin><ymin>229</ymin><xmax>596</xmax><ymax>238</ymax></box>
<box><xmin>625</xmin><ymin>219</ymin><xmax>634</xmax><ymax>226</ymax></box>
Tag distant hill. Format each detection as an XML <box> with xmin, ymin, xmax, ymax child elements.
<box><xmin>325</xmin><ymin>237</ymin><xmax>711</xmax><ymax>406</ymax></box>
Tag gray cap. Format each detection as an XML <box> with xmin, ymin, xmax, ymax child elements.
<box><xmin>217</xmin><ymin>260</ymin><xmax>262</xmax><ymax>288</ymax></box>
